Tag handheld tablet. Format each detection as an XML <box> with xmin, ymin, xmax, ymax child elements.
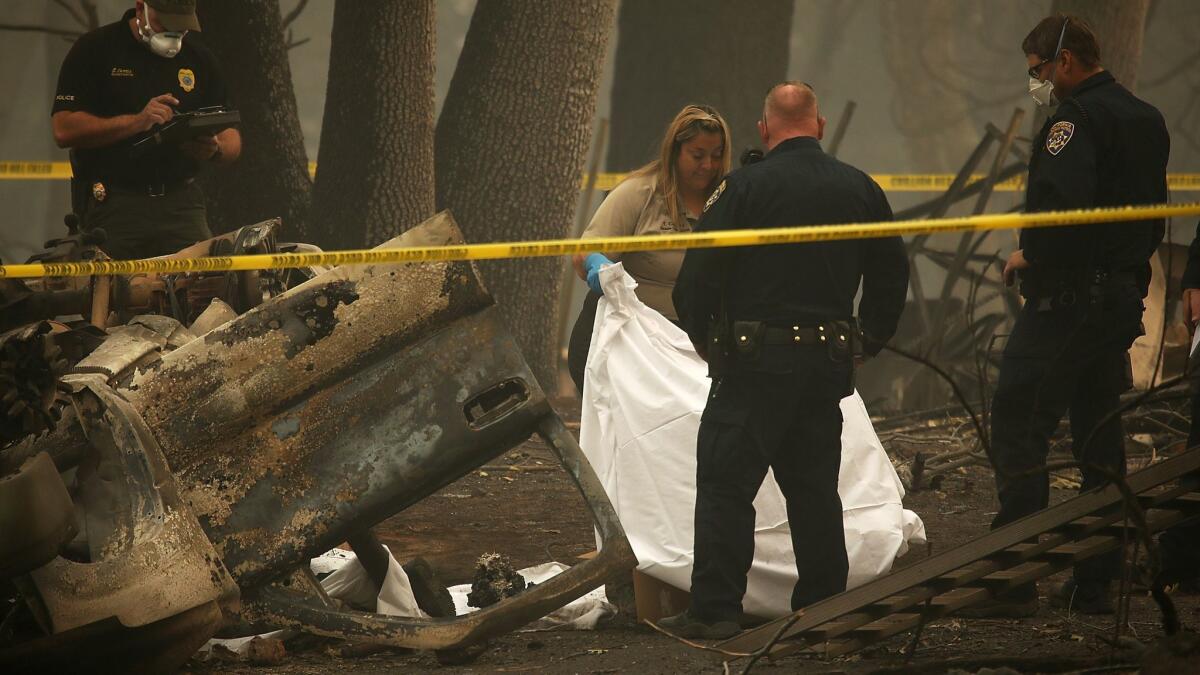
<box><xmin>131</xmin><ymin>107</ymin><xmax>241</xmax><ymax>155</ymax></box>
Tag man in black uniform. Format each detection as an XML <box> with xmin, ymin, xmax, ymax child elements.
<box><xmin>51</xmin><ymin>0</ymin><xmax>240</xmax><ymax>260</ymax></box>
<box><xmin>980</xmin><ymin>14</ymin><xmax>1169</xmax><ymax>617</ymax></box>
<box><xmin>659</xmin><ymin>82</ymin><xmax>909</xmax><ymax>639</ymax></box>
<box><xmin>1153</xmin><ymin>219</ymin><xmax>1200</xmax><ymax>592</ymax></box>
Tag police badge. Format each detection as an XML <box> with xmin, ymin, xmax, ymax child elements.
<box><xmin>704</xmin><ymin>179</ymin><xmax>726</xmax><ymax>213</ymax></box>
<box><xmin>178</xmin><ymin>68</ymin><xmax>196</xmax><ymax>93</ymax></box>
<box><xmin>1045</xmin><ymin>120</ymin><xmax>1074</xmax><ymax>156</ymax></box>
<box><xmin>92</xmin><ymin>181</ymin><xmax>107</xmax><ymax>203</ymax></box>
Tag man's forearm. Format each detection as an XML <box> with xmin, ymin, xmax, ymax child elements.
<box><xmin>51</xmin><ymin>110</ymin><xmax>142</xmax><ymax>150</ymax></box>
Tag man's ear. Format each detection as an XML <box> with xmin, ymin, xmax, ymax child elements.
<box><xmin>817</xmin><ymin>115</ymin><xmax>827</xmax><ymax>141</ymax></box>
<box><xmin>1059</xmin><ymin>49</ymin><xmax>1073</xmax><ymax>75</ymax></box>
<box><xmin>757</xmin><ymin>119</ymin><xmax>768</xmax><ymax>146</ymax></box>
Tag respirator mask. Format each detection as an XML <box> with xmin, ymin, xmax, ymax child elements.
<box><xmin>137</xmin><ymin>10</ymin><xmax>186</xmax><ymax>58</ymax></box>
<box><xmin>1028</xmin><ymin>19</ymin><xmax>1069</xmax><ymax>108</ymax></box>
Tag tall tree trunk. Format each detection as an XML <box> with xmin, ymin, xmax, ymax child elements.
<box><xmin>435</xmin><ymin>0</ymin><xmax>616</xmax><ymax>386</ymax></box>
<box><xmin>1052</xmin><ymin>0</ymin><xmax>1150</xmax><ymax>90</ymax></box>
<box><xmin>195</xmin><ymin>1</ymin><xmax>312</xmax><ymax>240</ymax></box>
<box><xmin>606</xmin><ymin>0</ymin><xmax>793</xmax><ymax>172</ymax></box>
<box><xmin>310</xmin><ymin>0</ymin><xmax>436</xmax><ymax>250</ymax></box>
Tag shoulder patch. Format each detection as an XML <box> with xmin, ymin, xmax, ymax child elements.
<box><xmin>1045</xmin><ymin>120</ymin><xmax>1075</xmax><ymax>156</ymax></box>
<box><xmin>703</xmin><ymin>180</ymin><xmax>726</xmax><ymax>213</ymax></box>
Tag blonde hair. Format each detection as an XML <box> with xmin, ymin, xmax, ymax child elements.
<box><xmin>627</xmin><ymin>104</ymin><xmax>732</xmax><ymax>229</ymax></box>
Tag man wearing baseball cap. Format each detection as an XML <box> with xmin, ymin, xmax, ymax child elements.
<box><xmin>51</xmin><ymin>0</ymin><xmax>241</xmax><ymax>260</ymax></box>
<box><xmin>142</xmin><ymin>0</ymin><xmax>203</xmax><ymax>33</ymax></box>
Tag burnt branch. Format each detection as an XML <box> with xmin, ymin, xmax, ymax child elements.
<box><xmin>281</xmin><ymin>0</ymin><xmax>310</xmax><ymax>29</ymax></box>
<box><xmin>285</xmin><ymin>28</ymin><xmax>310</xmax><ymax>50</ymax></box>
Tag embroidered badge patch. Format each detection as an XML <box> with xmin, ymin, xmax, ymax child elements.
<box><xmin>703</xmin><ymin>180</ymin><xmax>726</xmax><ymax>213</ymax></box>
<box><xmin>178</xmin><ymin>68</ymin><xmax>196</xmax><ymax>93</ymax></box>
<box><xmin>1045</xmin><ymin>120</ymin><xmax>1075</xmax><ymax>156</ymax></box>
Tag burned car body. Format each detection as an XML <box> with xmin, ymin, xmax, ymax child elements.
<box><xmin>1</xmin><ymin>212</ymin><xmax>634</xmax><ymax>668</ymax></box>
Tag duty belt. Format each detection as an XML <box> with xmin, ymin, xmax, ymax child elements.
<box><xmin>105</xmin><ymin>176</ymin><xmax>195</xmax><ymax>198</ymax></box>
<box><xmin>735</xmin><ymin>322</ymin><xmax>851</xmax><ymax>347</ymax></box>
<box><xmin>1026</xmin><ymin>269</ymin><xmax>1139</xmax><ymax>312</ymax></box>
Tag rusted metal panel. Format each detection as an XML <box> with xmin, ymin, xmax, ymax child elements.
<box><xmin>239</xmin><ymin>416</ymin><xmax>636</xmax><ymax>650</ymax></box>
<box><xmin>108</xmin><ymin>212</ymin><xmax>636</xmax><ymax>646</ymax></box>
<box><xmin>127</xmin><ymin>214</ymin><xmax>540</xmax><ymax>587</ymax></box>
<box><xmin>172</xmin><ymin>309</ymin><xmax>553</xmax><ymax>588</ymax></box>
<box><xmin>4</xmin><ymin>211</ymin><xmax>634</xmax><ymax>652</ymax></box>
<box><xmin>26</xmin><ymin>378</ymin><xmax>238</xmax><ymax>634</ymax></box>
<box><xmin>0</xmin><ymin>452</ymin><xmax>76</xmax><ymax>578</ymax></box>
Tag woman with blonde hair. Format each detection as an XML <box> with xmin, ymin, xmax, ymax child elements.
<box><xmin>568</xmin><ymin>104</ymin><xmax>732</xmax><ymax>392</ymax></box>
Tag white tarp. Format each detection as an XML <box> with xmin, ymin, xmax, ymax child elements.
<box><xmin>447</xmin><ymin>562</ymin><xmax>617</xmax><ymax>631</ymax></box>
<box><xmin>310</xmin><ymin>550</ymin><xmax>612</xmax><ymax>630</ymax></box>
<box><xmin>312</xmin><ymin>547</ymin><xmax>428</xmax><ymax>617</ymax></box>
<box><xmin>580</xmin><ymin>264</ymin><xmax>926</xmax><ymax>619</ymax></box>
<box><xmin>200</xmin><ymin>552</ymin><xmax>612</xmax><ymax>658</ymax></box>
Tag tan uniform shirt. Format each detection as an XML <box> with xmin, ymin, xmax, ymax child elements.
<box><xmin>581</xmin><ymin>174</ymin><xmax>695</xmax><ymax>320</ymax></box>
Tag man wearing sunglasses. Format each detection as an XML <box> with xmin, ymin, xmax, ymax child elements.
<box><xmin>977</xmin><ymin>15</ymin><xmax>1170</xmax><ymax>617</ymax></box>
<box><xmin>51</xmin><ymin>0</ymin><xmax>241</xmax><ymax>261</ymax></box>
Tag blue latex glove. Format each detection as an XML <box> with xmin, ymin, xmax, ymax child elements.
<box><xmin>584</xmin><ymin>253</ymin><xmax>613</xmax><ymax>296</ymax></box>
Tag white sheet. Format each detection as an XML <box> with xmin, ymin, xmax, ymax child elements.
<box><xmin>315</xmin><ymin>550</ymin><xmax>614</xmax><ymax>631</ymax></box>
<box><xmin>579</xmin><ymin>264</ymin><xmax>926</xmax><ymax>618</ymax></box>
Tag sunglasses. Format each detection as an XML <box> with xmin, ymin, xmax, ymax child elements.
<box><xmin>1027</xmin><ymin>58</ymin><xmax>1052</xmax><ymax>79</ymax></box>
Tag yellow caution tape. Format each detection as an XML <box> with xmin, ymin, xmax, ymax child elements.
<box><xmin>3</xmin><ymin>202</ymin><xmax>1198</xmax><ymax>280</ymax></box>
<box><xmin>871</xmin><ymin>174</ymin><xmax>1023</xmax><ymax>192</ymax></box>
<box><xmin>0</xmin><ymin>161</ymin><xmax>74</xmax><ymax>180</ymax></box>
<box><xmin>588</xmin><ymin>172</ymin><xmax>625</xmax><ymax>191</ymax></box>
<box><xmin>4</xmin><ymin>161</ymin><xmax>1198</xmax><ymax>192</ymax></box>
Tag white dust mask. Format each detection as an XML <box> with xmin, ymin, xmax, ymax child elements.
<box><xmin>1028</xmin><ymin>77</ymin><xmax>1056</xmax><ymax>107</ymax></box>
<box><xmin>138</xmin><ymin>13</ymin><xmax>185</xmax><ymax>58</ymax></box>
<box><xmin>1027</xmin><ymin>19</ymin><xmax>1069</xmax><ymax>108</ymax></box>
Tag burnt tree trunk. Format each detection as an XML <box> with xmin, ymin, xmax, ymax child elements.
<box><xmin>195</xmin><ymin>1</ymin><xmax>312</xmax><ymax>240</ymax></box>
<box><xmin>310</xmin><ymin>0</ymin><xmax>435</xmax><ymax>250</ymax></box>
<box><xmin>606</xmin><ymin>0</ymin><xmax>793</xmax><ymax>171</ymax></box>
<box><xmin>435</xmin><ymin>0</ymin><xmax>616</xmax><ymax>386</ymax></box>
<box><xmin>1052</xmin><ymin>0</ymin><xmax>1150</xmax><ymax>90</ymax></box>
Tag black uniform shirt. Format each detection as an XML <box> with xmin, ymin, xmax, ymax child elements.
<box><xmin>1184</xmin><ymin>220</ymin><xmax>1200</xmax><ymax>291</ymax></box>
<box><xmin>673</xmin><ymin>136</ymin><xmax>910</xmax><ymax>357</ymax></box>
<box><xmin>52</xmin><ymin>9</ymin><xmax>227</xmax><ymax>186</ymax></box>
<box><xmin>1020</xmin><ymin>71</ymin><xmax>1169</xmax><ymax>294</ymax></box>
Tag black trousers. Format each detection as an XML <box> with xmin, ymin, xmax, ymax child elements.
<box><xmin>83</xmin><ymin>182</ymin><xmax>212</xmax><ymax>260</ymax></box>
<box><xmin>567</xmin><ymin>290</ymin><xmax>602</xmax><ymax>394</ymax></box>
<box><xmin>989</xmin><ymin>289</ymin><xmax>1143</xmax><ymax>587</ymax></box>
<box><xmin>1157</xmin><ymin>371</ymin><xmax>1200</xmax><ymax>585</ymax></box>
<box><xmin>690</xmin><ymin>357</ymin><xmax>851</xmax><ymax>621</ymax></box>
